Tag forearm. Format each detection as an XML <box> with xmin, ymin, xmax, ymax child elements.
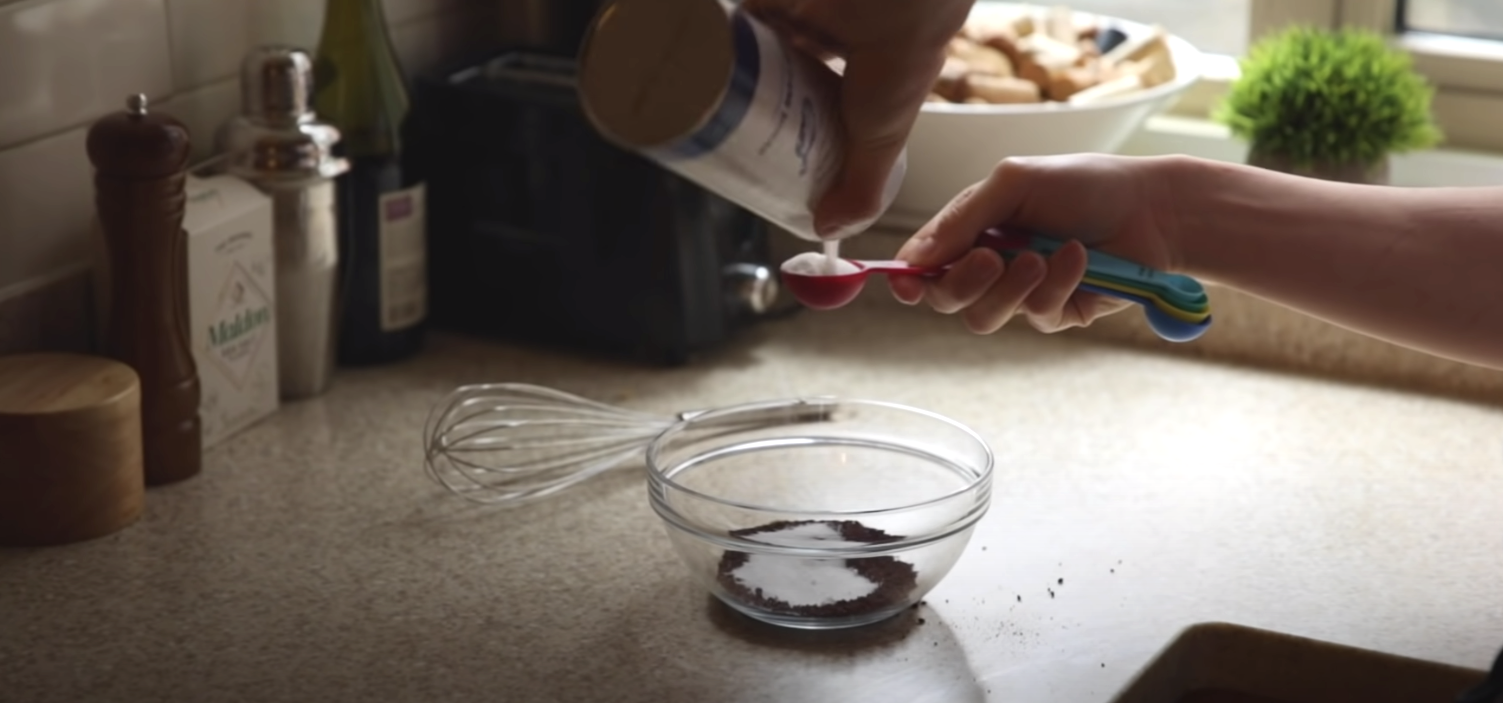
<box><xmin>1169</xmin><ymin>156</ymin><xmax>1503</xmax><ymax>369</ymax></box>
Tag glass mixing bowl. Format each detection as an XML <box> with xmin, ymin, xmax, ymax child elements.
<box><xmin>646</xmin><ymin>398</ymin><xmax>994</xmax><ymax>630</ymax></box>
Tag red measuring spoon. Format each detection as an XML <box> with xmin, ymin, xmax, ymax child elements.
<box><xmin>781</xmin><ymin>229</ymin><xmax>1042</xmax><ymax>309</ymax></box>
<box><xmin>780</xmin><ymin>256</ymin><xmax>940</xmax><ymax>310</ymax></box>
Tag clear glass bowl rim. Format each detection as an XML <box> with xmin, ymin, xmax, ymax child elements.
<box><xmin>643</xmin><ymin>396</ymin><xmax>996</xmax><ymax>518</ymax></box>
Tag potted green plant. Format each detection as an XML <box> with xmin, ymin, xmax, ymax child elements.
<box><xmin>1215</xmin><ymin>26</ymin><xmax>1443</xmax><ymax>185</ymax></box>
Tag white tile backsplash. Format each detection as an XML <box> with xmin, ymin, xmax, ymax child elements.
<box><xmin>0</xmin><ymin>126</ymin><xmax>92</xmax><ymax>293</ymax></box>
<box><xmin>0</xmin><ymin>0</ymin><xmax>495</xmax><ymax>310</ymax></box>
<box><xmin>0</xmin><ymin>0</ymin><xmax>173</xmax><ymax>151</ymax></box>
<box><xmin>165</xmin><ymin>0</ymin><xmax>259</xmax><ymax>91</ymax></box>
<box><xmin>247</xmin><ymin>0</ymin><xmax>325</xmax><ymax>51</ymax></box>
<box><xmin>165</xmin><ymin>0</ymin><xmax>464</xmax><ymax>92</ymax></box>
<box><xmin>156</xmin><ymin>76</ymin><xmax>239</xmax><ymax>164</ymax></box>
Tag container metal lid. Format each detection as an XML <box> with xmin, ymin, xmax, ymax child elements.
<box><xmin>240</xmin><ymin>45</ymin><xmax>315</xmax><ymax>125</ymax></box>
<box><xmin>222</xmin><ymin>44</ymin><xmax>349</xmax><ymax>182</ymax></box>
<box><xmin>576</xmin><ymin>0</ymin><xmax>735</xmax><ymax>149</ymax></box>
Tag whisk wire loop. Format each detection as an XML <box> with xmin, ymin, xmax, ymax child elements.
<box><xmin>422</xmin><ymin>383</ymin><xmax>836</xmax><ymax>507</ymax></box>
<box><xmin>423</xmin><ymin>383</ymin><xmax>677</xmax><ymax>506</ymax></box>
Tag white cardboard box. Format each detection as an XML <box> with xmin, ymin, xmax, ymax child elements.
<box><xmin>182</xmin><ymin>174</ymin><xmax>280</xmax><ymax>448</ymax></box>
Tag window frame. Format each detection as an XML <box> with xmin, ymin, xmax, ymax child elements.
<box><xmin>1164</xmin><ymin>0</ymin><xmax>1503</xmax><ymax>154</ymax></box>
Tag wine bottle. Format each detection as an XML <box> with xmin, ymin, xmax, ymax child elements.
<box><xmin>312</xmin><ymin>0</ymin><xmax>427</xmax><ymax>366</ymax></box>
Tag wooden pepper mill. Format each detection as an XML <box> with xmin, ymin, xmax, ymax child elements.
<box><xmin>86</xmin><ymin>94</ymin><xmax>203</xmax><ymax>485</ymax></box>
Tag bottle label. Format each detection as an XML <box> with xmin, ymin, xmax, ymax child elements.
<box><xmin>378</xmin><ymin>183</ymin><xmax>428</xmax><ymax>332</ymax></box>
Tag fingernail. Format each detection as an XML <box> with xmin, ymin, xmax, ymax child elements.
<box><xmin>957</xmin><ymin>250</ymin><xmax>1004</xmax><ymax>289</ymax></box>
<box><xmin>896</xmin><ymin>235</ymin><xmax>934</xmax><ymax>262</ymax></box>
<box><xmin>1016</xmin><ymin>252</ymin><xmax>1047</xmax><ymax>281</ymax></box>
<box><xmin>890</xmin><ymin>275</ymin><xmax>922</xmax><ymax>304</ymax></box>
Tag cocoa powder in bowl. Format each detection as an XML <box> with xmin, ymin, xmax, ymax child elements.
<box><xmin>715</xmin><ymin>519</ymin><xmax>919</xmax><ymax>619</ymax></box>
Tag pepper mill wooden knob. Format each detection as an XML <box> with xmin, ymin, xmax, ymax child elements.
<box><xmin>0</xmin><ymin>354</ymin><xmax>145</xmax><ymax>546</ymax></box>
<box><xmin>86</xmin><ymin>93</ymin><xmax>203</xmax><ymax>485</ymax></box>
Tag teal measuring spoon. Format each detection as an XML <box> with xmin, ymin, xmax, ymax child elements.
<box><xmin>978</xmin><ymin>228</ymin><xmax>1209</xmax><ymax>313</ymax></box>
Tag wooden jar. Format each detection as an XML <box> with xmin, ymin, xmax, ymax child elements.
<box><xmin>0</xmin><ymin>353</ymin><xmax>145</xmax><ymax>546</ymax></box>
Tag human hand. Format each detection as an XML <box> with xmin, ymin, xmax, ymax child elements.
<box><xmin>889</xmin><ymin>153</ymin><xmax>1188</xmax><ymax>334</ymax></box>
<box><xmin>741</xmin><ymin>0</ymin><xmax>975</xmax><ymax>238</ymax></box>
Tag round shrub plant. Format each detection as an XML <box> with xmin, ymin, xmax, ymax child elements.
<box><xmin>1216</xmin><ymin>26</ymin><xmax>1442</xmax><ymax>181</ymax></box>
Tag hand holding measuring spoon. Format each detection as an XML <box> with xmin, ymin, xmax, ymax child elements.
<box><xmin>780</xmin><ymin>227</ymin><xmax>1213</xmax><ymax>342</ymax></box>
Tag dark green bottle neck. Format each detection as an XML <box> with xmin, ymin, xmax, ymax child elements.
<box><xmin>314</xmin><ymin>0</ymin><xmax>409</xmax><ymax>158</ymax></box>
<box><xmin>319</xmin><ymin>0</ymin><xmax>391</xmax><ymax>48</ymax></box>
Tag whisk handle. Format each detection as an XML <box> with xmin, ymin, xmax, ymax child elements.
<box><xmin>674</xmin><ymin>398</ymin><xmax>836</xmax><ymax>425</ymax></box>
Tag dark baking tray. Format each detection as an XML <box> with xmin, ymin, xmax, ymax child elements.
<box><xmin>1108</xmin><ymin>622</ymin><xmax>1489</xmax><ymax>703</ymax></box>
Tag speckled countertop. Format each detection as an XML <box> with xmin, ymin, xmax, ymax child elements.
<box><xmin>4</xmin><ymin>290</ymin><xmax>1503</xmax><ymax>703</ymax></box>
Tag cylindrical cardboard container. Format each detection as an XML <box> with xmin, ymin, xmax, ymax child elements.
<box><xmin>576</xmin><ymin>0</ymin><xmax>906</xmax><ymax>242</ymax></box>
<box><xmin>0</xmin><ymin>353</ymin><xmax>146</xmax><ymax>546</ymax></box>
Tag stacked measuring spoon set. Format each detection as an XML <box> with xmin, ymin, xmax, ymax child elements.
<box><xmin>981</xmin><ymin>228</ymin><xmax>1212</xmax><ymax>342</ymax></box>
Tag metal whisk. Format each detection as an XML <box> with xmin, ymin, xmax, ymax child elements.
<box><xmin>422</xmin><ymin>383</ymin><xmax>832</xmax><ymax>507</ymax></box>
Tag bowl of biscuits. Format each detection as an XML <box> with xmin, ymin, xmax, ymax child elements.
<box><xmin>885</xmin><ymin>3</ymin><xmax>1203</xmax><ymax>225</ymax></box>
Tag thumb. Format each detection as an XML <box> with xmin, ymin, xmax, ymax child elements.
<box><xmin>895</xmin><ymin>158</ymin><xmax>1033</xmax><ymax>267</ymax></box>
<box><xmin>814</xmin><ymin>44</ymin><xmax>943</xmax><ymax>239</ymax></box>
<box><xmin>813</xmin><ymin>135</ymin><xmax>906</xmax><ymax>239</ymax></box>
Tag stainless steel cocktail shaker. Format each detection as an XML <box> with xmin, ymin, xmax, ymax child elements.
<box><xmin>220</xmin><ymin>46</ymin><xmax>350</xmax><ymax>399</ymax></box>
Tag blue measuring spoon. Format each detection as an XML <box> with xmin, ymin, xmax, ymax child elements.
<box><xmin>1077</xmin><ymin>282</ymin><xmax>1212</xmax><ymax>342</ymax></box>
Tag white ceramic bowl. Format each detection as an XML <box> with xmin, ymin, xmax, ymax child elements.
<box><xmin>884</xmin><ymin>2</ymin><xmax>1204</xmax><ymax>227</ymax></box>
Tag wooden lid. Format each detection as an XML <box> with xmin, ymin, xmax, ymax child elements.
<box><xmin>0</xmin><ymin>353</ymin><xmax>139</xmax><ymax>417</ymax></box>
<box><xmin>85</xmin><ymin>94</ymin><xmax>191</xmax><ymax>178</ymax></box>
<box><xmin>0</xmin><ymin>353</ymin><xmax>144</xmax><ymax>547</ymax></box>
<box><xmin>577</xmin><ymin>0</ymin><xmax>734</xmax><ymax>148</ymax></box>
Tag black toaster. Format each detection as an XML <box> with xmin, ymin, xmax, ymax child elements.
<box><xmin>408</xmin><ymin>50</ymin><xmax>785</xmax><ymax>365</ymax></box>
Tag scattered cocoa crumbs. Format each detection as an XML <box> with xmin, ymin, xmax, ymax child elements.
<box><xmin>1057</xmin><ymin>578</ymin><xmax>1063</xmax><ymax>585</ymax></box>
<box><xmin>1047</xmin><ymin>588</ymin><xmax>1055</xmax><ymax>598</ymax></box>
<box><xmin>1016</xmin><ymin>595</ymin><xmax>1021</xmax><ymax>602</ymax></box>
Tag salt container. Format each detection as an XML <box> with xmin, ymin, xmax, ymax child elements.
<box><xmin>576</xmin><ymin>0</ymin><xmax>907</xmax><ymax>242</ymax></box>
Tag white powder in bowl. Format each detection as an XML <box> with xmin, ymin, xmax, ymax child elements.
<box><xmin>781</xmin><ymin>251</ymin><xmax>860</xmax><ymax>276</ymax></box>
<box><xmin>730</xmin><ymin>554</ymin><xmax>878</xmax><ymax>606</ymax></box>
